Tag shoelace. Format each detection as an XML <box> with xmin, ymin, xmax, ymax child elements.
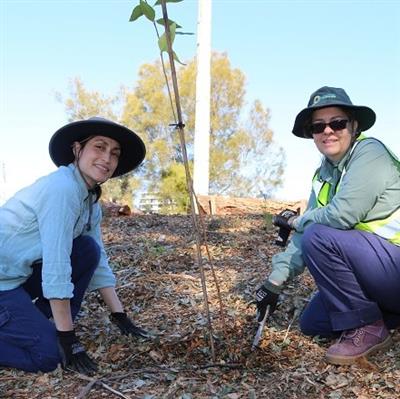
<box><xmin>339</xmin><ymin>328</ymin><xmax>365</xmax><ymax>346</ymax></box>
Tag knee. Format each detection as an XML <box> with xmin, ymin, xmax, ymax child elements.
<box><xmin>30</xmin><ymin>333</ymin><xmax>61</xmax><ymax>372</ymax></box>
<box><xmin>302</xmin><ymin>224</ymin><xmax>323</xmax><ymax>252</ymax></box>
<box><xmin>32</xmin><ymin>351</ymin><xmax>60</xmax><ymax>372</ymax></box>
<box><xmin>72</xmin><ymin>235</ymin><xmax>101</xmax><ymax>266</ymax></box>
<box><xmin>17</xmin><ymin>339</ymin><xmax>60</xmax><ymax>372</ymax></box>
<box><xmin>301</xmin><ymin>223</ymin><xmax>336</xmax><ymax>262</ymax></box>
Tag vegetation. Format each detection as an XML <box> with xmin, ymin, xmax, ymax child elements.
<box><xmin>58</xmin><ymin>52</ymin><xmax>285</xmax><ymax>212</ymax></box>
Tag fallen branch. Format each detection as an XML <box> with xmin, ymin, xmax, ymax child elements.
<box><xmin>76</xmin><ymin>378</ymin><xmax>97</xmax><ymax>399</ymax></box>
<box><xmin>74</xmin><ymin>373</ymin><xmax>130</xmax><ymax>399</ymax></box>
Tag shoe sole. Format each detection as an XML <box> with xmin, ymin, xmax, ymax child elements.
<box><xmin>325</xmin><ymin>335</ymin><xmax>393</xmax><ymax>366</ymax></box>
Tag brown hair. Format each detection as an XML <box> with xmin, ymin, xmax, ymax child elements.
<box><xmin>74</xmin><ymin>137</ymin><xmax>102</xmax><ymax>203</ymax></box>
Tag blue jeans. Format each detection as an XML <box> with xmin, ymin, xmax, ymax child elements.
<box><xmin>299</xmin><ymin>224</ymin><xmax>400</xmax><ymax>337</ymax></box>
<box><xmin>0</xmin><ymin>235</ymin><xmax>100</xmax><ymax>372</ymax></box>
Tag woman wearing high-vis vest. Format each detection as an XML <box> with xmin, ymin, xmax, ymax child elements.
<box><xmin>255</xmin><ymin>86</ymin><xmax>400</xmax><ymax>365</ymax></box>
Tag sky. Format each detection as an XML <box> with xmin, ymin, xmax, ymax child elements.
<box><xmin>1</xmin><ymin>0</ymin><xmax>400</xmax><ymax>204</ymax></box>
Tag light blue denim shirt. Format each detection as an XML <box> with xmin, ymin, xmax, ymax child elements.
<box><xmin>0</xmin><ymin>164</ymin><xmax>116</xmax><ymax>298</ymax></box>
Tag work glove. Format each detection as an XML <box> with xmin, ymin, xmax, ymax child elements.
<box><xmin>273</xmin><ymin>208</ymin><xmax>298</xmax><ymax>230</ymax></box>
<box><xmin>272</xmin><ymin>209</ymin><xmax>299</xmax><ymax>247</ymax></box>
<box><xmin>57</xmin><ymin>330</ymin><xmax>98</xmax><ymax>375</ymax></box>
<box><xmin>110</xmin><ymin>312</ymin><xmax>152</xmax><ymax>339</ymax></box>
<box><xmin>255</xmin><ymin>284</ymin><xmax>280</xmax><ymax>322</ymax></box>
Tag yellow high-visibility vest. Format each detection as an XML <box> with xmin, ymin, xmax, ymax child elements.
<box><xmin>312</xmin><ymin>136</ymin><xmax>400</xmax><ymax>246</ymax></box>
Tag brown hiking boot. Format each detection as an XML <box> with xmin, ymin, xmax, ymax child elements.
<box><xmin>326</xmin><ymin>319</ymin><xmax>392</xmax><ymax>365</ymax></box>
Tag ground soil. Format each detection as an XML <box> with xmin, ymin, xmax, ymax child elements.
<box><xmin>1</xmin><ymin>203</ymin><xmax>399</xmax><ymax>398</ymax></box>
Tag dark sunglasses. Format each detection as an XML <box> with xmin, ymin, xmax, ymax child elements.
<box><xmin>309</xmin><ymin>119</ymin><xmax>349</xmax><ymax>135</ymax></box>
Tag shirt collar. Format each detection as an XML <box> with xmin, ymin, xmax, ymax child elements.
<box><xmin>318</xmin><ymin>143</ymin><xmax>354</xmax><ymax>181</ymax></box>
<box><xmin>67</xmin><ymin>163</ymin><xmax>95</xmax><ymax>231</ymax></box>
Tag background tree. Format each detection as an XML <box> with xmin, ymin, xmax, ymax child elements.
<box><xmin>58</xmin><ymin>52</ymin><xmax>285</xmax><ymax>211</ymax></box>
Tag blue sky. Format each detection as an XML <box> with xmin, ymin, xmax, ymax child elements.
<box><xmin>1</xmin><ymin>0</ymin><xmax>399</xmax><ymax>203</ymax></box>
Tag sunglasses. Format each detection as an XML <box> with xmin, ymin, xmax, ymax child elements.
<box><xmin>309</xmin><ymin>119</ymin><xmax>349</xmax><ymax>135</ymax></box>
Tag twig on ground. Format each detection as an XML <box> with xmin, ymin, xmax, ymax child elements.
<box><xmin>76</xmin><ymin>378</ymin><xmax>97</xmax><ymax>399</ymax></box>
<box><xmin>74</xmin><ymin>373</ymin><xmax>130</xmax><ymax>399</ymax></box>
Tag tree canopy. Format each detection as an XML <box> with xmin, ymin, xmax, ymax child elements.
<box><xmin>59</xmin><ymin>52</ymin><xmax>285</xmax><ymax>211</ymax></box>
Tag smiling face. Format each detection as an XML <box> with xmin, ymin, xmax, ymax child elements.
<box><xmin>73</xmin><ymin>135</ymin><xmax>121</xmax><ymax>188</ymax></box>
<box><xmin>311</xmin><ymin>106</ymin><xmax>357</xmax><ymax>163</ymax></box>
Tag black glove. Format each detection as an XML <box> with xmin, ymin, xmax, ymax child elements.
<box><xmin>272</xmin><ymin>208</ymin><xmax>298</xmax><ymax>230</ymax></box>
<box><xmin>57</xmin><ymin>330</ymin><xmax>98</xmax><ymax>374</ymax></box>
<box><xmin>272</xmin><ymin>209</ymin><xmax>298</xmax><ymax>247</ymax></box>
<box><xmin>110</xmin><ymin>312</ymin><xmax>152</xmax><ymax>339</ymax></box>
<box><xmin>255</xmin><ymin>284</ymin><xmax>279</xmax><ymax>322</ymax></box>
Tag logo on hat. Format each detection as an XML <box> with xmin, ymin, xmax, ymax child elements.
<box><xmin>313</xmin><ymin>94</ymin><xmax>336</xmax><ymax>105</ymax></box>
<box><xmin>312</xmin><ymin>95</ymin><xmax>321</xmax><ymax>105</ymax></box>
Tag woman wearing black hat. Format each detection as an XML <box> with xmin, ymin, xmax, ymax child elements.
<box><xmin>255</xmin><ymin>87</ymin><xmax>400</xmax><ymax>365</ymax></box>
<box><xmin>0</xmin><ymin>117</ymin><xmax>150</xmax><ymax>374</ymax></box>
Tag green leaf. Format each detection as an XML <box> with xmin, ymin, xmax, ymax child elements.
<box><xmin>169</xmin><ymin>22</ymin><xmax>176</xmax><ymax>44</ymax></box>
<box><xmin>129</xmin><ymin>5</ymin><xmax>144</xmax><ymax>22</ymax></box>
<box><xmin>158</xmin><ymin>22</ymin><xmax>176</xmax><ymax>52</ymax></box>
<box><xmin>140</xmin><ymin>0</ymin><xmax>155</xmax><ymax>21</ymax></box>
<box><xmin>173</xmin><ymin>50</ymin><xmax>186</xmax><ymax>65</ymax></box>
<box><xmin>154</xmin><ymin>0</ymin><xmax>184</xmax><ymax>5</ymax></box>
<box><xmin>158</xmin><ymin>33</ymin><xmax>168</xmax><ymax>52</ymax></box>
<box><xmin>156</xmin><ymin>18</ymin><xmax>182</xmax><ymax>29</ymax></box>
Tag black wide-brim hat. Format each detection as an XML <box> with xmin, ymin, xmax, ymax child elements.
<box><xmin>49</xmin><ymin>117</ymin><xmax>146</xmax><ymax>177</ymax></box>
<box><xmin>292</xmin><ymin>86</ymin><xmax>376</xmax><ymax>138</ymax></box>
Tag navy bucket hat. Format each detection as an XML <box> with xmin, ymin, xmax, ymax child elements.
<box><xmin>292</xmin><ymin>86</ymin><xmax>376</xmax><ymax>138</ymax></box>
<box><xmin>49</xmin><ymin>117</ymin><xmax>146</xmax><ymax>177</ymax></box>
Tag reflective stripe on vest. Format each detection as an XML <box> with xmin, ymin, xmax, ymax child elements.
<box><xmin>312</xmin><ymin>136</ymin><xmax>400</xmax><ymax>246</ymax></box>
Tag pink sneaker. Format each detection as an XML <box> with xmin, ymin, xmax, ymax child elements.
<box><xmin>326</xmin><ymin>320</ymin><xmax>392</xmax><ymax>365</ymax></box>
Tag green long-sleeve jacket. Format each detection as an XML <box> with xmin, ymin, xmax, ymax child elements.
<box><xmin>266</xmin><ymin>137</ymin><xmax>400</xmax><ymax>292</ymax></box>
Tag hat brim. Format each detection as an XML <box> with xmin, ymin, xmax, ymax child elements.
<box><xmin>292</xmin><ymin>104</ymin><xmax>376</xmax><ymax>138</ymax></box>
<box><xmin>49</xmin><ymin>119</ymin><xmax>146</xmax><ymax>177</ymax></box>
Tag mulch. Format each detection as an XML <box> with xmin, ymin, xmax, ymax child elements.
<box><xmin>1</xmin><ymin>210</ymin><xmax>399</xmax><ymax>398</ymax></box>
